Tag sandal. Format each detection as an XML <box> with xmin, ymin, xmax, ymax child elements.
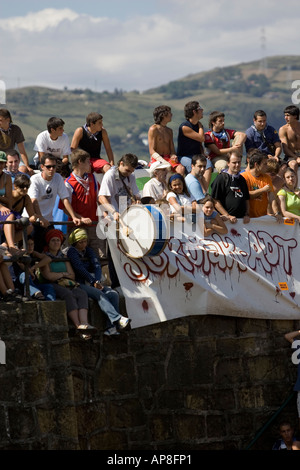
<box><xmin>33</xmin><ymin>291</ymin><xmax>46</xmax><ymax>300</ymax></box>
<box><xmin>79</xmin><ymin>334</ymin><xmax>92</xmax><ymax>341</ymax></box>
<box><xmin>77</xmin><ymin>324</ymin><xmax>97</xmax><ymax>335</ymax></box>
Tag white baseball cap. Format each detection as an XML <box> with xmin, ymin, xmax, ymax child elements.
<box><xmin>150</xmin><ymin>160</ymin><xmax>171</xmax><ymax>177</ymax></box>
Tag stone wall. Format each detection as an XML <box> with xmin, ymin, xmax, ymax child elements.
<box><xmin>0</xmin><ymin>299</ymin><xmax>298</xmax><ymax>451</ymax></box>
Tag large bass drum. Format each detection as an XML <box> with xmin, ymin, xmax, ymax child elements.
<box><xmin>118</xmin><ymin>204</ymin><xmax>169</xmax><ymax>259</ymax></box>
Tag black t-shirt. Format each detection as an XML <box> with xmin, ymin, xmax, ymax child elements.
<box><xmin>78</xmin><ymin>126</ymin><xmax>102</xmax><ymax>159</ymax></box>
<box><xmin>177</xmin><ymin>120</ymin><xmax>204</xmax><ymax>156</ymax></box>
<box><xmin>211</xmin><ymin>172</ymin><xmax>250</xmax><ymax>218</ymax></box>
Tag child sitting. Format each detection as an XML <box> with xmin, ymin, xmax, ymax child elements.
<box><xmin>199</xmin><ymin>195</ymin><xmax>228</xmax><ymax>236</ymax></box>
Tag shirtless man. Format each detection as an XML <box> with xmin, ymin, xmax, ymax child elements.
<box><xmin>279</xmin><ymin>105</ymin><xmax>300</xmax><ymax>171</ymax></box>
<box><xmin>148</xmin><ymin>105</ymin><xmax>185</xmax><ymax>175</ymax></box>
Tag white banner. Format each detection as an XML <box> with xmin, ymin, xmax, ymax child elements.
<box><xmin>106</xmin><ymin>214</ymin><xmax>300</xmax><ymax>329</ymax></box>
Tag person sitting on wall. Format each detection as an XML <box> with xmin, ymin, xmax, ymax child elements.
<box><xmin>245</xmin><ymin>109</ymin><xmax>282</xmax><ymax>162</ymax></box>
<box><xmin>204</xmin><ymin>110</ymin><xmax>246</xmax><ymax>173</ymax></box>
<box><xmin>148</xmin><ymin>105</ymin><xmax>185</xmax><ymax>176</ymax></box>
<box><xmin>67</xmin><ymin>228</ymin><xmax>131</xmax><ymax>337</ymax></box>
<box><xmin>71</xmin><ymin>112</ymin><xmax>114</xmax><ymax>174</ymax></box>
<box><xmin>142</xmin><ymin>160</ymin><xmax>171</xmax><ymax>201</ymax></box>
<box><xmin>177</xmin><ymin>100</ymin><xmax>212</xmax><ymax>186</ymax></box>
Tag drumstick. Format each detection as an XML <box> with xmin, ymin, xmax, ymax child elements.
<box><xmin>119</xmin><ymin>218</ymin><xmax>132</xmax><ymax>237</ymax></box>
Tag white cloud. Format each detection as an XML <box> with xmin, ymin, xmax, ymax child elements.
<box><xmin>1</xmin><ymin>3</ymin><xmax>300</xmax><ymax>92</ymax></box>
<box><xmin>0</xmin><ymin>8</ymin><xmax>79</xmax><ymax>32</ymax></box>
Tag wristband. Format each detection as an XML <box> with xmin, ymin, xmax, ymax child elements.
<box><xmin>152</xmin><ymin>152</ymin><xmax>164</xmax><ymax>163</ymax></box>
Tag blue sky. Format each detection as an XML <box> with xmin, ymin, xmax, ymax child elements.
<box><xmin>0</xmin><ymin>0</ymin><xmax>161</xmax><ymax>20</ymax></box>
<box><xmin>1</xmin><ymin>0</ymin><xmax>300</xmax><ymax>93</ymax></box>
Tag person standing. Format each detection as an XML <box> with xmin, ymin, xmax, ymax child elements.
<box><xmin>185</xmin><ymin>154</ymin><xmax>207</xmax><ymax>203</ymax></box>
<box><xmin>241</xmin><ymin>151</ymin><xmax>282</xmax><ymax>221</ymax></box>
<box><xmin>98</xmin><ymin>153</ymin><xmax>141</xmax><ymax>289</ymax></box>
<box><xmin>59</xmin><ymin>148</ymin><xmax>107</xmax><ymax>259</ymax></box>
<box><xmin>28</xmin><ymin>154</ymin><xmax>81</xmax><ymax>252</ymax></box>
<box><xmin>211</xmin><ymin>151</ymin><xmax>250</xmax><ymax>224</ymax></box>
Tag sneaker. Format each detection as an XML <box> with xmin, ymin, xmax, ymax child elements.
<box><xmin>3</xmin><ymin>289</ymin><xmax>23</xmax><ymax>303</ymax></box>
<box><xmin>117</xmin><ymin>316</ymin><xmax>131</xmax><ymax>330</ymax></box>
<box><xmin>104</xmin><ymin>326</ymin><xmax>120</xmax><ymax>336</ymax></box>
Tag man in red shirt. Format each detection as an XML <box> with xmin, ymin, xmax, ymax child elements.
<box><xmin>59</xmin><ymin>148</ymin><xmax>106</xmax><ymax>258</ymax></box>
<box><xmin>204</xmin><ymin>110</ymin><xmax>246</xmax><ymax>172</ymax></box>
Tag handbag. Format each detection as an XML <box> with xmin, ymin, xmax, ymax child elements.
<box><xmin>56</xmin><ymin>278</ymin><xmax>79</xmax><ymax>288</ymax></box>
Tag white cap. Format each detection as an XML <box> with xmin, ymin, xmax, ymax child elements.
<box><xmin>150</xmin><ymin>160</ymin><xmax>171</xmax><ymax>177</ymax></box>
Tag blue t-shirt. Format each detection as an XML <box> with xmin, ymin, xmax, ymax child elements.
<box><xmin>245</xmin><ymin>124</ymin><xmax>280</xmax><ymax>154</ymax></box>
<box><xmin>185</xmin><ymin>173</ymin><xmax>206</xmax><ymax>202</ymax></box>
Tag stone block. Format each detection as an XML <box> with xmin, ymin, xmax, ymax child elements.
<box><xmin>248</xmin><ymin>356</ymin><xmax>286</xmax><ymax>382</ymax></box>
<box><xmin>238</xmin><ymin>386</ymin><xmax>265</xmax><ymax>409</ymax></box>
<box><xmin>174</xmin><ymin>414</ymin><xmax>206</xmax><ymax>440</ymax></box>
<box><xmin>89</xmin><ymin>430</ymin><xmax>127</xmax><ymax>450</ymax></box>
<box><xmin>39</xmin><ymin>300</ymin><xmax>68</xmax><ymax>326</ymax></box>
<box><xmin>149</xmin><ymin>414</ymin><xmax>174</xmax><ymax>441</ymax></box>
<box><xmin>215</xmin><ymin>357</ymin><xmax>245</xmax><ymax>385</ymax></box>
<box><xmin>7</xmin><ymin>407</ymin><xmax>36</xmax><ymax>440</ymax></box>
<box><xmin>109</xmin><ymin>398</ymin><xmax>145</xmax><ymax>428</ymax></box>
<box><xmin>137</xmin><ymin>362</ymin><xmax>165</xmax><ymax>392</ymax></box>
<box><xmin>207</xmin><ymin>413</ymin><xmax>227</xmax><ymax>438</ymax></box>
<box><xmin>96</xmin><ymin>356</ymin><xmax>135</xmax><ymax>395</ymax></box>
<box><xmin>76</xmin><ymin>402</ymin><xmax>107</xmax><ymax>434</ymax></box>
<box><xmin>22</xmin><ymin>370</ymin><xmax>49</xmax><ymax>402</ymax></box>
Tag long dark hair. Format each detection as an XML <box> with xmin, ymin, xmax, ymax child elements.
<box><xmin>168</xmin><ymin>174</ymin><xmax>190</xmax><ymax>197</ymax></box>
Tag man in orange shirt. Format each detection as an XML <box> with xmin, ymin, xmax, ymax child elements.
<box><xmin>242</xmin><ymin>151</ymin><xmax>283</xmax><ymax>222</ymax></box>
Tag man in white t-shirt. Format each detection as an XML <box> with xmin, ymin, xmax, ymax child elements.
<box><xmin>98</xmin><ymin>153</ymin><xmax>141</xmax><ymax>219</ymax></box>
<box><xmin>28</xmin><ymin>154</ymin><xmax>81</xmax><ymax>251</ymax></box>
<box><xmin>33</xmin><ymin>117</ymin><xmax>71</xmax><ymax>173</ymax></box>
<box><xmin>98</xmin><ymin>153</ymin><xmax>141</xmax><ymax>289</ymax></box>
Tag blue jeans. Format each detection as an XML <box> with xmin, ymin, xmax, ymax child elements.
<box><xmin>19</xmin><ymin>273</ymin><xmax>56</xmax><ymax>300</ymax></box>
<box><xmin>80</xmin><ymin>284</ymin><xmax>121</xmax><ymax>327</ymax></box>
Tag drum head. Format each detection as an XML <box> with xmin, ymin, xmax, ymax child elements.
<box><xmin>118</xmin><ymin>205</ymin><xmax>169</xmax><ymax>259</ymax></box>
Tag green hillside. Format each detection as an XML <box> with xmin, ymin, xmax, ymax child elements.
<box><xmin>4</xmin><ymin>55</ymin><xmax>300</xmax><ymax>164</ymax></box>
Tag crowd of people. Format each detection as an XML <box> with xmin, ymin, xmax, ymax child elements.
<box><xmin>0</xmin><ymin>102</ymin><xmax>300</xmax><ymax>340</ymax></box>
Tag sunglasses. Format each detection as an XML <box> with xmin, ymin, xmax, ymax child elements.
<box><xmin>18</xmin><ymin>185</ymin><xmax>30</xmax><ymax>189</ymax></box>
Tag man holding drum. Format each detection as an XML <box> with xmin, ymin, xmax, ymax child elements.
<box><xmin>98</xmin><ymin>153</ymin><xmax>141</xmax><ymax>289</ymax></box>
<box><xmin>98</xmin><ymin>153</ymin><xmax>141</xmax><ymax>221</ymax></box>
